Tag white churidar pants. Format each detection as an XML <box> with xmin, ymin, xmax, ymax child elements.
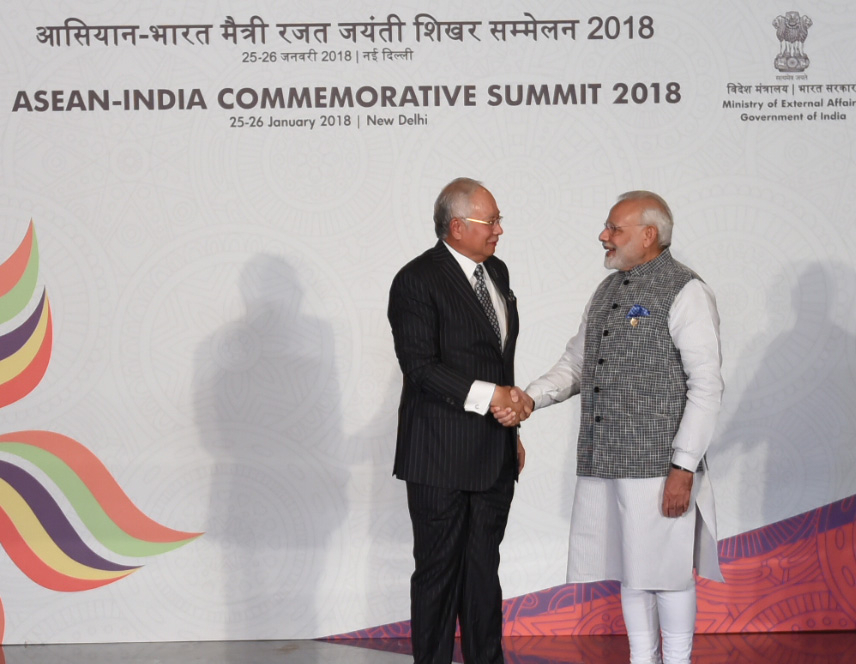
<box><xmin>621</xmin><ymin>585</ymin><xmax>696</xmax><ymax>664</ymax></box>
<box><xmin>566</xmin><ymin>471</ymin><xmax>722</xmax><ymax>664</ymax></box>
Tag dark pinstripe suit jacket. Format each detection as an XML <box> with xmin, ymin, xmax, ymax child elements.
<box><xmin>388</xmin><ymin>241</ymin><xmax>519</xmax><ymax>491</ymax></box>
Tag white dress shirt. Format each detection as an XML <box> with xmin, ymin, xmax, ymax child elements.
<box><xmin>442</xmin><ymin>242</ymin><xmax>508</xmax><ymax>415</ymax></box>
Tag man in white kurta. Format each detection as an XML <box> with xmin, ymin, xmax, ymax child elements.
<box><xmin>496</xmin><ymin>191</ymin><xmax>724</xmax><ymax>664</ymax></box>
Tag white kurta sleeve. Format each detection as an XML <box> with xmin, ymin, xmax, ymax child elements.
<box><xmin>669</xmin><ymin>279</ymin><xmax>724</xmax><ymax>470</ymax></box>
<box><xmin>524</xmin><ymin>297</ymin><xmax>592</xmax><ymax>409</ymax></box>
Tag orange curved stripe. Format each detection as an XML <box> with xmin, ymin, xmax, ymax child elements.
<box><xmin>0</xmin><ymin>507</ymin><xmax>133</xmax><ymax>592</ymax></box>
<box><xmin>0</xmin><ymin>430</ymin><xmax>202</xmax><ymax>543</ymax></box>
<box><xmin>0</xmin><ymin>306</ymin><xmax>52</xmax><ymax>409</ymax></box>
<box><xmin>0</xmin><ymin>221</ymin><xmax>34</xmax><ymax>298</ymax></box>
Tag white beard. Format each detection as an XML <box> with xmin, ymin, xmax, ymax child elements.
<box><xmin>603</xmin><ymin>250</ymin><xmax>622</xmax><ymax>270</ymax></box>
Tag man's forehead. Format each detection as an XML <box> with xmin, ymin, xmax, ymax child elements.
<box><xmin>471</xmin><ymin>188</ymin><xmax>498</xmax><ymax>209</ymax></box>
<box><xmin>610</xmin><ymin>198</ymin><xmax>645</xmax><ymax>219</ymax></box>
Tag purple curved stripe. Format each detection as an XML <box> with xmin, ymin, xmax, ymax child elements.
<box><xmin>718</xmin><ymin>511</ymin><xmax>818</xmax><ymax>562</ymax></box>
<box><xmin>0</xmin><ymin>289</ymin><xmax>46</xmax><ymax>362</ymax></box>
<box><xmin>718</xmin><ymin>493</ymin><xmax>856</xmax><ymax>562</ymax></box>
<box><xmin>818</xmin><ymin>494</ymin><xmax>856</xmax><ymax>533</ymax></box>
<box><xmin>0</xmin><ymin>460</ymin><xmax>138</xmax><ymax>572</ymax></box>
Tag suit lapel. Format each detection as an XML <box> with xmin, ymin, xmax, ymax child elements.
<box><xmin>431</xmin><ymin>242</ymin><xmax>504</xmax><ymax>350</ymax></box>
<box><xmin>485</xmin><ymin>258</ymin><xmax>518</xmax><ymax>355</ymax></box>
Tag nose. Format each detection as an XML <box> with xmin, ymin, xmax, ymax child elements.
<box><xmin>494</xmin><ymin>221</ymin><xmax>503</xmax><ymax>236</ymax></box>
<box><xmin>598</xmin><ymin>227</ymin><xmax>610</xmax><ymax>242</ymax></box>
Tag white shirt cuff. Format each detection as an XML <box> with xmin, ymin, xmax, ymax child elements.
<box><xmin>465</xmin><ymin>380</ymin><xmax>497</xmax><ymax>415</ymax></box>
<box><xmin>671</xmin><ymin>451</ymin><xmax>699</xmax><ymax>472</ymax></box>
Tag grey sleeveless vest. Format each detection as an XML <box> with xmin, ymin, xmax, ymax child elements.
<box><xmin>578</xmin><ymin>249</ymin><xmax>700</xmax><ymax>479</ymax></box>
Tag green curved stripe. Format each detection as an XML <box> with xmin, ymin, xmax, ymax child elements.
<box><xmin>0</xmin><ymin>234</ymin><xmax>39</xmax><ymax>325</ymax></box>
<box><xmin>0</xmin><ymin>443</ymin><xmax>192</xmax><ymax>557</ymax></box>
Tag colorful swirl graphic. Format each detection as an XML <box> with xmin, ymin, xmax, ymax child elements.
<box><xmin>0</xmin><ymin>431</ymin><xmax>202</xmax><ymax>565</ymax></box>
<box><xmin>0</xmin><ymin>222</ymin><xmax>52</xmax><ymax>409</ymax></box>
<box><xmin>0</xmin><ymin>222</ymin><xmax>202</xmax><ymax>644</ymax></box>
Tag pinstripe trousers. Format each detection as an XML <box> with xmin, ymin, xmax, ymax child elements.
<box><xmin>406</xmin><ymin>449</ymin><xmax>515</xmax><ymax>664</ymax></box>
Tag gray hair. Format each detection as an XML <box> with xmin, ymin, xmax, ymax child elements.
<box><xmin>616</xmin><ymin>190</ymin><xmax>673</xmax><ymax>248</ymax></box>
<box><xmin>434</xmin><ymin>177</ymin><xmax>484</xmax><ymax>239</ymax></box>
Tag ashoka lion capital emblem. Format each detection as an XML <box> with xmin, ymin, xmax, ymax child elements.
<box><xmin>773</xmin><ymin>11</ymin><xmax>812</xmax><ymax>72</ymax></box>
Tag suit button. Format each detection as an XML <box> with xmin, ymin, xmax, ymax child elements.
<box><xmin>612</xmin><ymin>303</ymin><xmax>618</xmax><ymax>309</ymax></box>
<box><xmin>594</xmin><ymin>416</ymin><xmax>602</xmax><ymax>422</ymax></box>
<box><xmin>623</xmin><ymin>279</ymin><xmax>630</xmax><ymax>285</ymax></box>
<box><xmin>593</xmin><ymin>387</ymin><xmax>600</xmax><ymax>393</ymax></box>
<box><xmin>598</xmin><ymin>358</ymin><xmax>605</xmax><ymax>364</ymax></box>
<box><xmin>603</xmin><ymin>330</ymin><xmax>609</xmax><ymax>336</ymax></box>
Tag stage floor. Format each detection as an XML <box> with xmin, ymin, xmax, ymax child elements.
<box><xmin>1</xmin><ymin>632</ymin><xmax>854</xmax><ymax>663</ymax></box>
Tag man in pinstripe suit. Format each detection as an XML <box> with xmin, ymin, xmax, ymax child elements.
<box><xmin>388</xmin><ymin>177</ymin><xmax>528</xmax><ymax>664</ymax></box>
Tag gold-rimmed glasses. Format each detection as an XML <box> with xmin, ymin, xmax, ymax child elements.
<box><xmin>602</xmin><ymin>222</ymin><xmax>643</xmax><ymax>234</ymax></box>
<box><xmin>465</xmin><ymin>216</ymin><xmax>503</xmax><ymax>227</ymax></box>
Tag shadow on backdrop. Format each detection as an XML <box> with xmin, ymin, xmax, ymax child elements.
<box><xmin>194</xmin><ymin>255</ymin><xmax>348</xmax><ymax>649</ymax></box>
<box><xmin>714</xmin><ymin>262</ymin><xmax>856</xmax><ymax>535</ymax></box>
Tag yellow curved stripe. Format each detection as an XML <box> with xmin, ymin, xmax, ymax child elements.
<box><xmin>0</xmin><ymin>297</ymin><xmax>49</xmax><ymax>381</ymax></box>
<box><xmin>0</xmin><ymin>479</ymin><xmax>133</xmax><ymax>582</ymax></box>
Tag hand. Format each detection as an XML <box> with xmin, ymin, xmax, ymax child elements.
<box><xmin>490</xmin><ymin>386</ymin><xmax>534</xmax><ymax>427</ymax></box>
<box><xmin>517</xmin><ymin>436</ymin><xmax>526</xmax><ymax>474</ymax></box>
<box><xmin>662</xmin><ymin>467</ymin><xmax>693</xmax><ymax>518</ymax></box>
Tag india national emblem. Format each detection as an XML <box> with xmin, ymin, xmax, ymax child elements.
<box><xmin>773</xmin><ymin>11</ymin><xmax>812</xmax><ymax>72</ymax></box>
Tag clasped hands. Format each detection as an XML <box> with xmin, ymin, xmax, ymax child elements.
<box><xmin>490</xmin><ymin>386</ymin><xmax>534</xmax><ymax>427</ymax></box>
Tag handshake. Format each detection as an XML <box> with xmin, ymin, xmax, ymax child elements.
<box><xmin>490</xmin><ymin>386</ymin><xmax>534</xmax><ymax>427</ymax></box>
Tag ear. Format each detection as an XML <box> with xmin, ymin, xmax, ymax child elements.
<box><xmin>642</xmin><ymin>225</ymin><xmax>659</xmax><ymax>248</ymax></box>
<box><xmin>449</xmin><ymin>217</ymin><xmax>464</xmax><ymax>240</ymax></box>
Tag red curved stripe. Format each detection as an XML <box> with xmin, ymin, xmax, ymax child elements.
<box><xmin>0</xmin><ymin>220</ymin><xmax>34</xmax><ymax>298</ymax></box>
<box><xmin>0</xmin><ymin>507</ymin><xmax>128</xmax><ymax>592</ymax></box>
<box><xmin>0</xmin><ymin>430</ymin><xmax>201</xmax><ymax>544</ymax></box>
<box><xmin>0</xmin><ymin>305</ymin><xmax>52</xmax><ymax>409</ymax></box>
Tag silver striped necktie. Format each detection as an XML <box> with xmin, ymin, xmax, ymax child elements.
<box><xmin>474</xmin><ymin>264</ymin><xmax>501</xmax><ymax>343</ymax></box>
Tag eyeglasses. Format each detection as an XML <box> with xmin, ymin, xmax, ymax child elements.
<box><xmin>602</xmin><ymin>222</ymin><xmax>643</xmax><ymax>234</ymax></box>
<box><xmin>464</xmin><ymin>216</ymin><xmax>503</xmax><ymax>227</ymax></box>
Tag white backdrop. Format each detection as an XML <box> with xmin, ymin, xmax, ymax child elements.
<box><xmin>0</xmin><ymin>0</ymin><xmax>854</xmax><ymax>644</ymax></box>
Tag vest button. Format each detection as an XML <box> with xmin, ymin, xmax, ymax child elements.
<box><xmin>593</xmin><ymin>387</ymin><xmax>600</xmax><ymax>393</ymax></box>
<box><xmin>612</xmin><ymin>303</ymin><xmax>618</xmax><ymax>309</ymax></box>
<box><xmin>598</xmin><ymin>358</ymin><xmax>605</xmax><ymax>364</ymax></box>
<box><xmin>594</xmin><ymin>416</ymin><xmax>602</xmax><ymax>422</ymax></box>
<box><xmin>603</xmin><ymin>330</ymin><xmax>609</xmax><ymax>336</ymax></box>
<box><xmin>623</xmin><ymin>279</ymin><xmax>630</xmax><ymax>285</ymax></box>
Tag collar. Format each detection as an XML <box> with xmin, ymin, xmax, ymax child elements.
<box><xmin>623</xmin><ymin>247</ymin><xmax>672</xmax><ymax>278</ymax></box>
<box><xmin>443</xmin><ymin>240</ymin><xmax>483</xmax><ymax>279</ymax></box>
